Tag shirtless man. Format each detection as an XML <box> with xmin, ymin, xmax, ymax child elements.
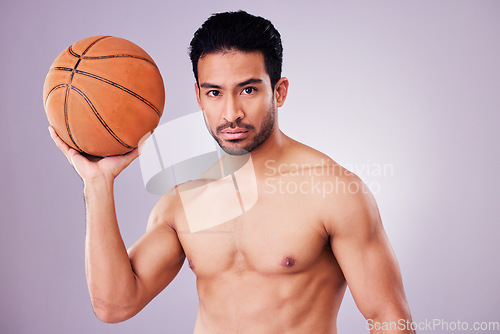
<box><xmin>49</xmin><ymin>10</ymin><xmax>414</xmax><ymax>334</ymax></box>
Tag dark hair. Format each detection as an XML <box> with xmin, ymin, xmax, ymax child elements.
<box><xmin>189</xmin><ymin>10</ymin><xmax>283</xmax><ymax>89</ymax></box>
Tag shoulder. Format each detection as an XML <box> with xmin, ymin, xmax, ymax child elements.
<box><xmin>149</xmin><ymin>178</ymin><xmax>217</xmax><ymax>231</ymax></box>
<box><xmin>147</xmin><ymin>183</ymin><xmax>190</xmax><ymax>232</ymax></box>
<box><xmin>275</xmin><ymin>135</ymin><xmax>354</xmax><ymax>181</ymax></box>
<box><xmin>282</xmin><ymin>137</ymin><xmax>381</xmax><ymax>237</ymax></box>
<box><xmin>318</xmin><ymin>169</ymin><xmax>382</xmax><ymax>239</ymax></box>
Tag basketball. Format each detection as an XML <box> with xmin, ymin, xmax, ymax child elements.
<box><xmin>43</xmin><ymin>36</ymin><xmax>165</xmax><ymax>157</ymax></box>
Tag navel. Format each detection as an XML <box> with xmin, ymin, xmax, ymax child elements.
<box><xmin>281</xmin><ymin>256</ymin><xmax>296</xmax><ymax>268</ymax></box>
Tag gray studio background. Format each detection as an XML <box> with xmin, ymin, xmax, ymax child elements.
<box><xmin>1</xmin><ymin>1</ymin><xmax>499</xmax><ymax>333</ymax></box>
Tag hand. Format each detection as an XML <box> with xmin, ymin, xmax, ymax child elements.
<box><xmin>48</xmin><ymin>126</ymin><xmax>146</xmax><ymax>184</ymax></box>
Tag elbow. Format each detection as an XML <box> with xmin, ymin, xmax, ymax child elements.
<box><xmin>365</xmin><ymin>306</ymin><xmax>414</xmax><ymax>333</ymax></box>
<box><xmin>94</xmin><ymin>309</ymin><xmax>127</xmax><ymax>324</ymax></box>
<box><xmin>363</xmin><ymin>299</ymin><xmax>413</xmax><ymax>325</ymax></box>
<box><xmin>366</xmin><ymin>308</ymin><xmax>412</xmax><ymax>324</ymax></box>
<box><xmin>91</xmin><ymin>298</ymin><xmax>137</xmax><ymax>323</ymax></box>
<box><xmin>365</xmin><ymin>292</ymin><xmax>413</xmax><ymax>322</ymax></box>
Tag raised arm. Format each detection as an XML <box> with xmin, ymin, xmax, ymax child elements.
<box><xmin>49</xmin><ymin>127</ymin><xmax>185</xmax><ymax>323</ymax></box>
<box><xmin>324</xmin><ymin>173</ymin><xmax>414</xmax><ymax>334</ymax></box>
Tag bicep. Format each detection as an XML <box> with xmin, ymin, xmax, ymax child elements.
<box><xmin>126</xmin><ymin>194</ymin><xmax>185</xmax><ymax>308</ymax></box>
<box><xmin>328</xmin><ymin>179</ymin><xmax>409</xmax><ymax>319</ymax></box>
<box><xmin>332</xmin><ymin>224</ymin><xmax>406</xmax><ymax>317</ymax></box>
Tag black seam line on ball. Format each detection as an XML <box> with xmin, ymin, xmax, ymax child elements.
<box><xmin>67</xmin><ymin>36</ymin><xmax>112</xmax><ymax>71</ymax></box>
<box><xmin>66</xmin><ymin>46</ymin><xmax>82</xmax><ymax>76</ymax></box>
<box><xmin>49</xmin><ymin>66</ymin><xmax>161</xmax><ymax>118</ymax></box>
<box><xmin>74</xmin><ymin>69</ymin><xmax>161</xmax><ymax>117</ymax></box>
<box><xmin>44</xmin><ymin>83</ymin><xmax>67</xmax><ymax>106</ymax></box>
<box><xmin>68</xmin><ymin>46</ymin><xmax>80</xmax><ymax>59</ymax></box>
<box><xmin>70</xmin><ymin>85</ymin><xmax>134</xmax><ymax>150</ymax></box>
<box><xmin>82</xmin><ymin>36</ymin><xmax>112</xmax><ymax>56</ymax></box>
<box><xmin>81</xmin><ymin>54</ymin><xmax>157</xmax><ymax>67</ymax></box>
<box><xmin>63</xmin><ymin>85</ymin><xmax>82</xmax><ymax>151</ymax></box>
<box><xmin>50</xmin><ymin>66</ymin><xmax>72</xmax><ymax>72</ymax></box>
<box><xmin>67</xmin><ymin>42</ymin><xmax>157</xmax><ymax>68</ymax></box>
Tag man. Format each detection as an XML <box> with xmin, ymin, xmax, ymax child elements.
<box><xmin>49</xmin><ymin>10</ymin><xmax>414</xmax><ymax>334</ymax></box>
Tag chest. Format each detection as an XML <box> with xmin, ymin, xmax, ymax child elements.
<box><xmin>175</xmin><ymin>190</ymin><xmax>330</xmax><ymax>278</ymax></box>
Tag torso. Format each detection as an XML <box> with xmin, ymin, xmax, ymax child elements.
<box><xmin>171</xmin><ymin>138</ymin><xmax>348</xmax><ymax>333</ymax></box>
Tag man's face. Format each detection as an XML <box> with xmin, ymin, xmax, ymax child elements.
<box><xmin>195</xmin><ymin>51</ymin><xmax>278</xmax><ymax>155</ymax></box>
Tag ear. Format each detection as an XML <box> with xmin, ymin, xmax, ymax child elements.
<box><xmin>195</xmin><ymin>82</ymin><xmax>203</xmax><ymax>109</ymax></box>
<box><xmin>274</xmin><ymin>77</ymin><xmax>289</xmax><ymax>108</ymax></box>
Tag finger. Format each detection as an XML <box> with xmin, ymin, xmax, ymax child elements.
<box><xmin>48</xmin><ymin>126</ymin><xmax>69</xmax><ymax>151</ymax></box>
<box><xmin>48</xmin><ymin>126</ymin><xmax>77</xmax><ymax>165</ymax></box>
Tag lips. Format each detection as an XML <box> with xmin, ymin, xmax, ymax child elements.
<box><xmin>220</xmin><ymin>127</ymin><xmax>249</xmax><ymax>140</ymax></box>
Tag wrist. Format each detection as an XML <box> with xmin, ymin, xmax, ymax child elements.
<box><xmin>83</xmin><ymin>174</ymin><xmax>114</xmax><ymax>193</ymax></box>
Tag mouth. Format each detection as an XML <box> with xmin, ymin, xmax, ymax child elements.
<box><xmin>220</xmin><ymin>127</ymin><xmax>250</xmax><ymax>141</ymax></box>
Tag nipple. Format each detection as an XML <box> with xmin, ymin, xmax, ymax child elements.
<box><xmin>281</xmin><ymin>256</ymin><xmax>296</xmax><ymax>268</ymax></box>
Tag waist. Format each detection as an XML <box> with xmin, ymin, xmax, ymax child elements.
<box><xmin>194</xmin><ymin>270</ymin><xmax>345</xmax><ymax>334</ymax></box>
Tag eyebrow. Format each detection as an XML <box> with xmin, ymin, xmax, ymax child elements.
<box><xmin>199</xmin><ymin>78</ymin><xmax>263</xmax><ymax>90</ymax></box>
<box><xmin>237</xmin><ymin>78</ymin><xmax>263</xmax><ymax>87</ymax></box>
<box><xmin>199</xmin><ymin>82</ymin><xmax>222</xmax><ymax>89</ymax></box>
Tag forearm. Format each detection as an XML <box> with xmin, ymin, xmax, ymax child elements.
<box><xmin>83</xmin><ymin>176</ymin><xmax>138</xmax><ymax>321</ymax></box>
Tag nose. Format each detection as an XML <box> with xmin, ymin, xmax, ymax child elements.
<box><xmin>222</xmin><ymin>94</ymin><xmax>244</xmax><ymax>123</ymax></box>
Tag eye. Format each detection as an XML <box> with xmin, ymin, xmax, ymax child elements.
<box><xmin>207</xmin><ymin>90</ymin><xmax>220</xmax><ymax>97</ymax></box>
<box><xmin>242</xmin><ymin>87</ymin><xmax>256</xmax><ymax>95</ymax></box>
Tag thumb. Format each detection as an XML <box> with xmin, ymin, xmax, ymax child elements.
<box><xmin>120</xmin><ymin>148</ymin><xmax>140</xmax><ymax>169</ymax></box>
<box><xmin>137</xmin><ymin>131</ymin><xmax>152</xmax><ymax>156</ymax></box>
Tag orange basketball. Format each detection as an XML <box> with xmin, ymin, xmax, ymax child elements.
<box><xmin>43</xmin><ymin>36</ymin><xmax>165</xmax><ymax>156</ymax></box>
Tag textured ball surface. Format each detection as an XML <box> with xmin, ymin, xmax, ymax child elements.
<box><xmin>43</xmin><ymin>35</ymin><xmax>165</xmax><ymax>156</ymax></box>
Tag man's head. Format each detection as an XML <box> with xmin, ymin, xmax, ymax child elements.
<box><xmin>189</xmin><ymin>11</ymin><xmax>288</xmax><ymax>156</ymax></box>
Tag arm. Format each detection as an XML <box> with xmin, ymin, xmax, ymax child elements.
<box><xmin>325</xmin><ymin>173</ymin><xmax>414</xmax><ymax>334</ymax></box>
<box><xmin>84</xmin><ymin>179</ymin><xmax>185</xmax><ymax>323</ymax></box>
<box><xmin>49</xmin><ymin>127</ymin><xmax>185</xmax><ymax>323</ymax></box>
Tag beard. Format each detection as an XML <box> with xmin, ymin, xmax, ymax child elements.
<box><xmin>206</xmin><ymin>103</ymin><xmax>277</xmax><ymax>156</ymax></box>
